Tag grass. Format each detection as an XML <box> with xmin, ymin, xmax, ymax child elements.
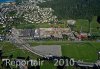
<box><xmin>0</xmin><ymin>41</ymin><xmax>100</xmax><ymax>69</ymax></box>
<box><xmin>62</xmin><ymin>42</ymin><xmax>100</xmax><ymax>62</ymax></box>
<box><xmin>41</xmin><ymin>61</ymin><xmax>56</xmax><ymax>69</ymax></box>
<box><xmin>74</xmin><ymin>16</ymin><xmax>100</xmax><ymax>33</ymax></box>
<box><xmin>15</xmin><ymin>23</ymin><xmax>36</xmax><ymax>29</ymax></box>
<box><xmin>0</xmin><ymin>41</ymin><xmax>56</xmax><ymax>69</ymax></box>
<box><xmin>75</xmin><ymin>19</ymin><xmax>89</xmax><ymax>32</ymax></box>
<box><xmin>0</xmin><ymin>42</ymin><xmax>40</xmax><ymax>69</ymax></box>
<box><xmin>14</xmin><ymin>23</ymin><xmax>65</xmax><ymax>29</ymax></box>
<box><xmin>0</xmin><ymin>42</ymin><xmax>39</xmax><ymax>59</ymax></box>
<box><xmin>31</xmin><ymin>41</ymin><xmax>100</xmax><ymax>62</ymax></box>
<box><xmin>14</xmin><ymin>16</ymin><xmax>100</xmax><ymax>36</ymax></box>
<box><xmin>35</xmin><ymin>23</ymin><xmax>65</xmax><ymax>28</ymax></box>
<box><xmin>90</xmin><ymin>17</ymin><xmax>100</xmax><ymax>33</ymax></box>
<box><xmin>30</xmin><ymin>41</ymin><xmax>100</xmax><ymax>69</ymax></box>
<box><xmin>31</xmin><ymin>41</ymin><xmax>70</xmax><ymax>46</ymax></box>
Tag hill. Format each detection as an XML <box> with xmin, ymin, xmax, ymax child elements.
<box><xmin>39</xmin><ymin>0</ymin><xmax>100</xmax><ymax>20</ymax></box>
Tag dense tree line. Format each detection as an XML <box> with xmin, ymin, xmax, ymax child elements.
<box><xmin>38</xmin><ymin>0</ymin><xmax>100</xmax><ymax>20</ymax></box>
<box><xmin>15</xmin><ymin>0</ymin><xmax>22</xmax><ymax>4</ymax></box>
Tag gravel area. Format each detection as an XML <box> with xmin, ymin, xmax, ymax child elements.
<box><xmin>32</xmin><ymin>45</ymin><xmax>62</xmax><ymax>56</ymax></box>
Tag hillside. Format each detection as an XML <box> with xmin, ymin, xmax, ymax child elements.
<box><xmin>39</xmin><ymin>0</ymin><xmax>100</xmax><ymax>20</ymax></box>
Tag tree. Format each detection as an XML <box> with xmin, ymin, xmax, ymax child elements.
<box><xmin>15</xmin><ymin>0</ymin><xmax>22</xmax><ymax>4</ymax></box>
<box><xmin>9</xmin><ymin>54</ymin><xmax>13</xmax><ymax>59</ymax></box>
<box><xmin>97</xmin><ymin>16</ymin><xmax>100</xmax><ymax>24</ymax></box>
<box><xmin>0</xmin><ymin>50</ymin><xmax>3</xmax><ymax>59</ymax></box>
<box><xmin>39</xmin><ymin>0</ymin><xmax>100</xmax><ymax>20</ymax></box>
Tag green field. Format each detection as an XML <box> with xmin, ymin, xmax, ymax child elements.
<box><xmin>62</xmin><ymin>42</ymin><xmax>100</xmax><ymax>62</ymax></box>
<box><xmin>74</xmin><ymin>16</ymin><xmax>100</xmax><ymax>33</ymax></box>
<box><xmin>31</xmin><ymin>41</ymin><xmax>100</xmax><ymax>62</ymax></box>
<box><xmin>13</xmin><ymin>16</ymin><xmax>100</xmax><ymax>34</ymax></box>
<box><xmin>0</xmin><ymin>42</ymin><xmax>39</xmax><ymax>59</ymax></box>
<box><xmin>0</xmin><ymin>41</ymin><xmax>100</xmax><ymax>69</ymax></box>
<box><xmin>14</xmin><ymin>23</ymin><xmax>65</xmax><ymax>29</ymax></box>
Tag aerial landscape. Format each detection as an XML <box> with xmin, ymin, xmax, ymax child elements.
<box><xmin>0</xmin><ymin>0</ymin><xmax>100</xmax><ymax>69</ymax></box>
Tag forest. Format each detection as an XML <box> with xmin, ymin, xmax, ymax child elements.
<box><xmin>38</xmin><ymin>0</ymin><xmax>100</xmax><ymax>20</ymax></box>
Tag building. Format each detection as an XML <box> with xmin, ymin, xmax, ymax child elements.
<box><xmin>39</xmin><ymin>28</ymin><xmax>70</xmax><ymax>38</ymax></box>
<box><xmin>14</xmin><ymin>28</ymin><xmax>71</xmax><ymax>40</ymax></box>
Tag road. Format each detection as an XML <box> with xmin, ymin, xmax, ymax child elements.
<box><xmin>8</xmin><ymin>28</ymin><xmax>46</xmax><ymax>57</ymax></box>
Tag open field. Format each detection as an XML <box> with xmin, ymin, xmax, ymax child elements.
<box><xmin>0</xmin><ymin>42</ymin><xmax>39</xmax><ymax>59</ymax></box>
<box><xmin>14</xmin><ymin>23</ymin><xmax>65</xmax><ymax>29</ymax></box>
<box><xmin>31</xmin><ymin>41</ymin><xmax>100</xmax><ymax>62</ymax></box>
<box><xmin>0</xmin><ymin>41</ymin><xmax>100</xmax><ymax>69</ymax></box>
<box><xmin>13</xmin><ymin>17</ymin><xmax>100</xmax><ymax>35</ymax></box>
<box><xmin>75</xmin><ymin>16</ymin><xmax>100</xmax><ymax>33</ymax></box>
<box><xmin>62</xmin><ymin>42</ymin><xmax>100</xmax><ymax>62</ymax></box>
